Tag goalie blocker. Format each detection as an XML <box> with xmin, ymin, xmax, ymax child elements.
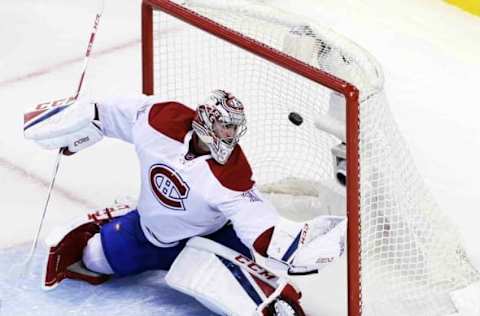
<box><xmin>23</xmin><ymin>97</ymin><xmax>103</xmax><ymax>155</ymax></box>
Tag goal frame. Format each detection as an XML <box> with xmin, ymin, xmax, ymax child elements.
<box><xmin>141</xmin><ymin>1</ymin><xmax>361</xmax><ymax>314</ymax></box>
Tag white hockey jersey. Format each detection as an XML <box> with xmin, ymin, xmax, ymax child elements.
<box><xmin>97</xmin><ymin>95</ymin><xmax>279</xmax><ymax>248</ymax></box>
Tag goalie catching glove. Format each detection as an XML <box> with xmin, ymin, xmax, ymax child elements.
<box><xmin>257</xmin><ymin>216</ymin><xmax>346</xmax><ymax>275</ymax></box>
<box><xmin>24</xmin><ymin>97</ymin><xmax>103</xmax><ymax>154</ymax></box>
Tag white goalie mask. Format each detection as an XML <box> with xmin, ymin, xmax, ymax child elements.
<box><xmin>192</xmin><ymin>90</ymin><xmax>247</xmax><ymax>165</ymax></box>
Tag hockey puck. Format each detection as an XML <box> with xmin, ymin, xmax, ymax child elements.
<box><xmin>288</xmin><ymin>112</ymin><xmax>303</xmax><ymax>126</ymax></box>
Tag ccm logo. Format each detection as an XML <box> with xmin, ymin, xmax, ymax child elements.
<box><xmin>74</xmin><ymin>137</ymin><xmax>89</xmax><ymax>147</ymax></box>
<box><xmin>34</xmin><ymin>96</ymin><xmax>76</xmax><ymax>111</ymax></box>
<box><xmin>235</xmin><ymin>255</ymin><xmax>277</xmax><ymax>281</ymax></box>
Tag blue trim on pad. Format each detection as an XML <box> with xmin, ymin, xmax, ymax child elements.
<box><xmin>281</xmin><ymin>231</ymin><xmax>302</xmax><ymax>262</ymax></box>
<box><xmin>24</xmin><ymin>105</ymin><xmax>69</xmax><ymax>131</ymax></box>
<box><xmin>216</xmin><ymin>255</ymin><xmax>262</xmax><ymax>305</ymax></box>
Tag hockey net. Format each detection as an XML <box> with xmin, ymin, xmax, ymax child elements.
<box><xmin>141</xmin><ymin>0</ymin><xmax>480</xmax><ymax>315</ymax></box>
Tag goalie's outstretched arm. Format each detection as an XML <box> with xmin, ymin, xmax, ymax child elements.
<box><xmin>216</xmin><ymin>185</ymin><xmax>347</xmax><ymax>275</ymax></box>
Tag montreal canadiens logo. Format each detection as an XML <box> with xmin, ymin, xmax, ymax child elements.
<box><xmin>149</xmin><ymin>164</ymin><xmax>190</xmax><ymax>211</ymax></box>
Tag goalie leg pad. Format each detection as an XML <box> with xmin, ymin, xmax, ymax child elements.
<box><xmin>166</xmin><ymin>237</ymin><xmax>305</xmax><ymax>316</ymax></box>
<box><xmin>44</xmin><ymin>222</ymin><xmax>109</xmax><ymax>290</ymax></box>
<box><xmin>43</xmin><ymin>201</ymin><xmax>134</xmax><ymax>290</ymax></box>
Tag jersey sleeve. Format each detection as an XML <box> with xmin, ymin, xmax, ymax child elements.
<box><xmin>96</xmin><ymin>95</ymin><xmax>158</xmax><ymax>143</ymax></box>
<box><xmin>214</xmin><ymin>186</ymin><xmax>280</xmax><ymax>248</ymax></box>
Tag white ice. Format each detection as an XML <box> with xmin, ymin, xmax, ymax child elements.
<box><xmin>1</xmin><ymin>0</ymin><xmax>479</xmax><ymax>315</ymax></box>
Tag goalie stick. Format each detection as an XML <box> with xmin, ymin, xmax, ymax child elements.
<box><xmin>21</xmin><ymin>0</ymin><xmax>105</xmax><ymax>273</ymax></box>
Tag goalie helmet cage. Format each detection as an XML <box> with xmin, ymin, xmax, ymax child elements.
<box><xmin>141</xmin><ymin>0</ymin><xmax>480</xmax><ymax>315</ymax></box>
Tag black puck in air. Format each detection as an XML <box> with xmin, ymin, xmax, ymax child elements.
<box><xmin>288</xmin><ymin>112</ymin><xmax>303</xmax><ymax>126</ymax></box>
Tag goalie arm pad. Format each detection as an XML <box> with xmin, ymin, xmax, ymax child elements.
<box><xmin>24</xmin><ymin>97</ymin><xmax>103</xmax><ymax>154</ymax></box>
<box><xmin>166</xmin><ymin>237</ymin><xmax>304</xmax><ymax>316</ymax></box>
<box><xmin>255</xmin><ymin>216</ymin><xmax>346</xmax><ymax>275</ymax></box>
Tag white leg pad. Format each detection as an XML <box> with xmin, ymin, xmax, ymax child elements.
<box><xmin>166</xmin><ymin>237</ymin><xmax>302</xmax><ymax>316</ymax></box>
<box><xmin>82</xmin><ymin>233</ymin><xmax>114</xmax><ymax>275</ymax></box>
<box><xmin>166</xmin><ymin>243</ymin><xmax>257</xmax><ymax>315</ymax></box>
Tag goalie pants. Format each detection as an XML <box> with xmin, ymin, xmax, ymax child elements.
<box><xmin>100</xmin><ymin>210</ymin><xmax>252</xmax><ymax>277</ymax></box>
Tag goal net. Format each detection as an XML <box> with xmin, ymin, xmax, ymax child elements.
<box><xmin>141</xmin><ymin>0</ymin><xmax>480</xmax><ymax>315</ymax></box>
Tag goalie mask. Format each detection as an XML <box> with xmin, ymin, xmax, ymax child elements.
<box><xmin>192</xmin><ymin>90</ymin><xmax>247</xmax><ymax>165</ymax></box>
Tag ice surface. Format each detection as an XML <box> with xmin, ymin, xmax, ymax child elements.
<box><xmin>0</xmin><ymin>243</ymin><xmax>215</xmax><ymax>316</ymax></box>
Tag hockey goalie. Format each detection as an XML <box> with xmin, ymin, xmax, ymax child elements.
<box><xmin>23</xmin><ymin>90</ymin><xmax>346</xmax><ymax>316</ymax></box>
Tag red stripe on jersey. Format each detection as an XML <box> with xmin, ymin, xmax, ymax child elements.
<box><xmin>207</xmin><ymin>146</ymin><xmax>255</xmax><ymax>191</ymax></box>
<box><xmin>148</xmin><ymin>102</ymin><xmax>195</xmax><ymax>142</ymax></box>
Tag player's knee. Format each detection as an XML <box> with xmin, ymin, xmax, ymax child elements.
<box><xmin>82</xmin><ymin>233</ymin><xmax>114</xmax><ymax>275</ymax></box>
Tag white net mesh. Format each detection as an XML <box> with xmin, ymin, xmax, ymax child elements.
<box><xmin>146</xmin><ymin>0</ymin><xmax>480</xmax><ymax>315</ymax></box>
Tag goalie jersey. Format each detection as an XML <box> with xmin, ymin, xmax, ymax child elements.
<box><xmin>97</xmin><ymin>95</ymin><xmax>279</xmax><ymax>248</ymax></box>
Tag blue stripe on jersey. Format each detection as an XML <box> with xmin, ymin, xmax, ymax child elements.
<box><xmin>24</xmin><ymin>105</ymin><xmax>69</xmax><ymax>131</ymax></box>
<box><xmin>216</xmin><ymin>255</ymin><xmax>262</xmax><ymax>306</ymax></box>
<box><xmin>281</xmin><ymin>231</ymin><xmax>302</xmax><ymax>262</ymax></box>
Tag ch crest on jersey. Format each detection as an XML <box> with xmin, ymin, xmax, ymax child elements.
<box><xmin>149</xmin><ymin>164</ymin><xmax>190</xmax><ymax>211</ymax></box>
